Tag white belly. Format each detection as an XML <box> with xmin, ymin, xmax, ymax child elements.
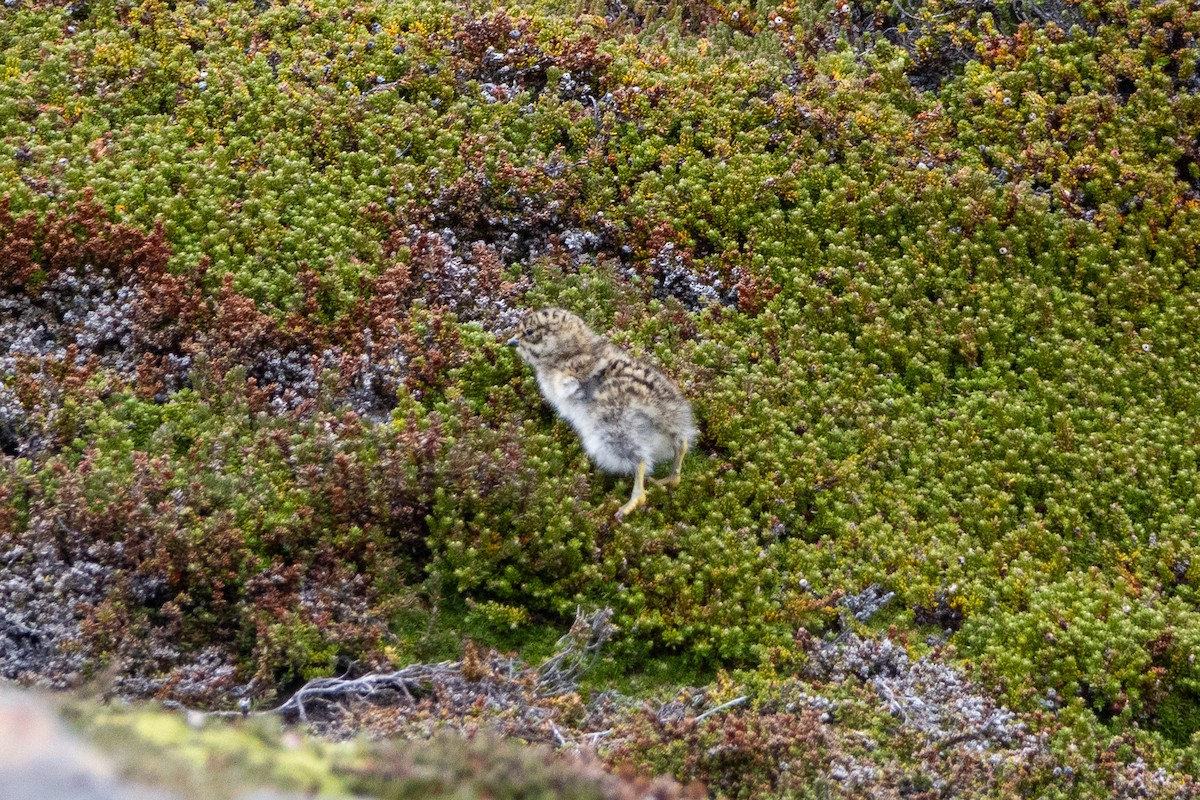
<box><xmin>536</xmin><ymin>369</ymin><xmax>672</xmax><ymax>475</ymax></box>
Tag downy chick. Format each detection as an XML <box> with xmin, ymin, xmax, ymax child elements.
<box><xmin>508</xmin><ymin>308</ymin><xmax>696</xmax><ymax>519</ymax></box>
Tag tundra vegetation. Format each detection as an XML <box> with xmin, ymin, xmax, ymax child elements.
<box><xmin>2</xmin><ymin>0</ymin><xmax>1200</xmax><ymax>795</ymax></box>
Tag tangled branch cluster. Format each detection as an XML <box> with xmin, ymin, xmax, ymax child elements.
<box><xmin>264</xmin><ymin>607</ymin><xmax>617</xmax><ymax>743</ymax></box>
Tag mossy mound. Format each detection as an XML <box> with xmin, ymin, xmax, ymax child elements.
<box><xmin>4</xmin><ymin>0</ymin><xmax>1200</xmax><ymax>792</ymax></box>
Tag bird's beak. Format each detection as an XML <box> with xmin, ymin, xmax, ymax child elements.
<box><xmin>506</xmin><ymin>337</ymin><xmax>519</xmax><ymax>347</ymax></box>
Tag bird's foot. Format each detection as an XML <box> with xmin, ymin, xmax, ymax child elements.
<box><xmin>615</xmin><ymin>492</ymin><xmax>646</xmax><ymax>520</ymax></box>
<box><xmin>649</xmin><ymin>440</ymin><xmax>687</xmax><ymax>491</ymax></box>
<box><xmin>616</xmin><ymin>461</ymin><xmax>649</xmax><ymax>521</ymax></box>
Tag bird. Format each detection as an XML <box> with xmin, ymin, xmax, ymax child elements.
<box><xmin>507</xmin><ymin>308</ymin><xmax>696</xmax><ymax>520</ymax></box>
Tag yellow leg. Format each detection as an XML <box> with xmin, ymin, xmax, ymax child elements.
<box><xmin>649</xmin><ymin>439</ymin><xmax>688</xmax><ymax>488</ymax></box>
<box><xmin>616</xmin><ymin>461</ymin><xmax>648</xmax><ymax>520</ymax></box>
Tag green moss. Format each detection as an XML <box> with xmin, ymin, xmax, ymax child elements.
<box><xmin>79</xmin><ymin>705</ymin><xmax>358</xmax><ymax>798</ymax></box>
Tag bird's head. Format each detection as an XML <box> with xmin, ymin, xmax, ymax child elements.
<box><xmin>507</xmin><ymin>308</ymin><xmax>597</xmax><ymax>369</ymax></box>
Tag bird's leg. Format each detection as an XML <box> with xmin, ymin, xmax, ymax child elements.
<box><xmin>616</xmin><ymin>461</ymin><xmax>648</xmax><ymax>520</ymax></box>
<box><xmin>649</xmin><ymin>439</ymin><xmax>688</xmax><ymax>489</ymax></box>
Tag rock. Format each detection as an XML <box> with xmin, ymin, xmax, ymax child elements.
<box><xmin>0</xmin><ymin>686</ymin><xmax>175</xmax><ymax>799</ymax></box>
<box><xmin>0</xmin><ymin>687</ymin><xmax>318</xmax><ymax>800</ymax></box>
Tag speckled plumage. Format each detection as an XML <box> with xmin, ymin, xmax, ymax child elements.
<box><xmin>508</xmin><ymin>308</ymin><xmax>696</xmax><ymax>519</ymax></box>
